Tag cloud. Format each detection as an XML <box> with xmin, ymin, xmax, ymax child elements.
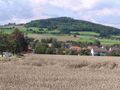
<box><xmin>0</xmin><ymin>0</ymin><xmax>120</xmax><ymax>28</ymax></box>
<box><xmin>96</xmin><ymin>8</ymin><xmax>120</xmax><ymax>16</ymax></box>
<box><xmin>45</xmin><ymin>0</ymin><xmax>101</xmax><ymax>11</ymax></box>
<box><xmin>0</xmin><ymin>0</ymin><xmax>34</xmax><ymax>24</ymax></box>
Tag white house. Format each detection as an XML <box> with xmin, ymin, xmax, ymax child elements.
<box><xmin>90</xmin><ymin>47</ymin><xmax>108</xmax><ymax>56</ymax></box>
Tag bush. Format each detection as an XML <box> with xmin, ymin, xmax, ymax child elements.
<box><xmin>94</xmin><ymin>39</ymin><xmax>101</xmax><ymax>46</ymax></box>
<box><xmin>45</xmin><ymin>48</ymin><xmax>56</xmax><ymax>54</ymax></box>
<box><xmin>80</xmin><ymin>49</ymin><xmax>91</xmax><ymax>56</ymax></box>
<box><xmin>35</xmin><ymin>43</ymin><xmax>48</xmax><ymax>54</ymax></box>
<box><xmin>41</xmin><ymin>38</ymin><xmax>57</xmax><ymax>43</ymax></box>
<box><xmin>109</xmin><ymin>50</ymin><xmax>120</xmax><ymax>56</ymax></box>
<box><xmin>57</xmin><ymin>48</ymin><xmax>66</xmax><ymax>55</ymax></box>
<box><xmin>68</xmin><ymin>50</ymin><xmax>78</xmax><ymax>55</ymax></box>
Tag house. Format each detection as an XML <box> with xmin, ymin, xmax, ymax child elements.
<box><xmin>69</xmin><ymin>46</ymin><xmax>81</xmax><ymax>52</ymax></box>
<box><xmin>63</xmin><ymin>42</ymin><xmax>72</xmax><ymax>49</ymax></box>
<box><xmin>90</xmin><ymin>47</ymin><xmax>108</xmax><ymax>56</ymax></box>
<box><xmin>87</xmin><ymin>46</ymin><xmax>98</xmax><ymax>50</ymax></box>
<box><xmin>109</xmin><ymin>47</ymin><xmax>120</xmax><ymax>52</ymax></box>
<box><xmin>48</xmin><ymin>43</ymin><xmax>52</xmax><ymax>48</ymax></box>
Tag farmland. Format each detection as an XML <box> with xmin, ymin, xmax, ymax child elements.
<box><xmin>71</xmin><ymin>31</ymin><xmax>99</xmax><ymax>36</ymax></box>
<box><xmin>28</xmin><ymin>33</ymin><xmax>120</xmax><ymax>45</ymax></box>
<box><xmin>28</xmin><ymin>34</ymin><xmax>79</xmax><ymax>41</ymax></box>
<box><xmin>0</xmin><ymin>54</ymin><xmax>120</xmax><ymax>90</ymax></box>
<box><xmin>1</xmin><ymin>26</ymin><xmax>120</xmax><ymax>46</ymax></box>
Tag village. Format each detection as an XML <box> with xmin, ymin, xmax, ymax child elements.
<box><xmin>0</xmin><ymin>26</ymin><xmax>120</xmax><ymax>58</ymax></box>
<box><xmin>1</xmin><ymin>33</ymin><xmax>120</xmax><ymax>58</ymax></box>
<box><xmin>44</xmin><ymin>41</ymin><xmax>120</xmax><ymax>56</ymax></box>
<box><xmin>27</xmin><ymin>41</ymin><xmax>120</xmax><ymax>57</ymax></box>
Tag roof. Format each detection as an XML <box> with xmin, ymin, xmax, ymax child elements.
<box><xmin>92</xmin><ymin>48</ymin><xmax>108</xmax><ymax>53</ymax></box>
<box><xmin>70</xmin><ymin>46</ymin><xmax>81</xmax><ymax>51</ymax></box>
<box><xmin>88</xmin><ymin>46</ymin><xmax>98</xmax><ymax>49</ymax></box>
<box><xmin>109</xmin><ymin>47</ymin><xmax>120</xmax><ymax>52</ymax></box>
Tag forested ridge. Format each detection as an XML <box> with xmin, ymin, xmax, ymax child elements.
<box><xmin>26</xmin><ymin>17</ymin><xmax>120</xmax><ymax>36</ymax></box>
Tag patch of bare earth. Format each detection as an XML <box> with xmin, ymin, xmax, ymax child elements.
<box><xmin>0</xmin><ymin>54</ymin><xmax>120</xmax><ymax>90</ymax></box>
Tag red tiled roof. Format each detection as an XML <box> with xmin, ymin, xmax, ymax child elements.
<box><xmin>88</xmin><ymin>46</ymin><xmax>98</xmax><ymax>49</ymax></box>
<box><xmin>70</xmin><ymin>46</ymin><xmax>81</xmax><ymax>51</ymax></box>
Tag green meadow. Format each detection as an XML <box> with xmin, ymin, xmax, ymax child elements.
<box><xmin>1</xmin><ymin>26</ymin><xmax>120</xmax><ymax>46</ymax></box>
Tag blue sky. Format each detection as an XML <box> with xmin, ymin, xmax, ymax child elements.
<box><xmin>0</xmin><ymin>0</ymin><xmax>120</xmax><ymax>28</ymax></box>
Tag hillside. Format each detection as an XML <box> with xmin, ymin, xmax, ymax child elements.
<box><xmin>1</xmin><ymin>17</ymin><xmax>120</xmax><ymax>46</ymax></box>
<box><xmin>26</xmin><ymin>17</ymin><xmax>120</xmax><ymax>35</ymax></box>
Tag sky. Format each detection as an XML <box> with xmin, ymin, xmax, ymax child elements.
<box><xmin>0</xmin><ymin>0</ymin><xmax>120</xmax><ymax>28</ymax></box>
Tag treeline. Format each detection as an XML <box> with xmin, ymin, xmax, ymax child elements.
<box><xmin>26</xmin><ymin>17</ymin><xmax>120</xmax><ymax>36</ymax></box>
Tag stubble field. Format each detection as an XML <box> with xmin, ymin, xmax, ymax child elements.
<box><xmin>0</xmin><ymin>54</ymin><xmax>120</xmax><ymax>90</ymax></box>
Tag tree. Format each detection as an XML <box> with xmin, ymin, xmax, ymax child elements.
<box><xmin>52</xmin><ymin>40</ymin><xmax>61</xmax><ymax>48</ymax></box>
<box><xmin>99</xmin><ymin>31</ymin><xmax>110</xmax><ymax>38</ymax></box>
<box><xmin>26</xmin><ymin>17</ymin><xmax>120</xmax><ymax>36</ymax></box>
<box><xmin>68</xmin><ymin>50</ymin><xmax>78</xmax><ymax>55</ymax></box>
<box><xmin>80</xmin><ymin>49</ymin><xmax>91</xmax><ymax>56</ymax></box>
<box><xmin>45</xmin><ymin>48</ymin><xmax>56</xmax><ymax>54</ymax></box>
<box><xmin>35</xmin><ymin>42</ymin><xmax>48</xmax><ymax>54</ymax></box>
<box><xmin>94</xmin><ymin>39</ymin><xmax>101</xmax><ymax>46</ymax></box>
<box><xmin>11</xmin><ymin>28</ymin><xmax>28</xmax><ymax>54</ymax></box>
<box><xmin>0</xmin><ymin>32</ymin><xmax>17</xmax><ymax>56</ymax></box>
<box><xmin>74</xmin><ymin>34</ymin><xmax>77</xmax><ymax>38</ymax></box>
<box><xmin>109</xmin><ymin>50</ymin><xmax>120</xmax><ymax>56</ymax></box>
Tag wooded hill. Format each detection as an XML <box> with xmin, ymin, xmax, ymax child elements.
<box><xmin>26</xmin><ymin>17</ymin><xmax>120</xmax><ymax>36</ymax></box>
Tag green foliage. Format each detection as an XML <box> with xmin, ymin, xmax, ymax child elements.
<box><xmin>30</xmin><ymin>40</ymin><xmax>39</xmax><ymax>49</ymax></box>
<box><xmin>0</xmin><ymin>32</ymin><xmax>17</xmax><ymax>56</ymax></box>
<box><xmin>80</xmin><ymin>49</ymin><xmax>91</xmax><ymax>56</ymax></box>
<box><xmin>68</xmin><ymin>50</ymin><xmax>78</xmax><ymax>55</ymax></box>
<box><xmin>9</xmin><ymin>40</ymin><xmax>17</xmax><ymax>53</ymax></box>
<box><xmin>41</xmin><ymin>38</ymin><xmax>57</xmax><ymax>43</ymax></box>
<box><xmin>109</xmin><ymin>50</ymin><xmax>120</xmax><ymax>56</ymax></box>
<box><xmin>41</xmin><ymin>38</ymin><xmax>62</xmax><ymax>48</ymax></box>
<box><xmin>26</xmin><ymin>17</ymin><xmax>120</xmax><ymax>36</ymax></box>
<box><xmin>52</xmin><ymin>40</ymin><xmax>62</xmax><ymax>48</ymax></box>
<box><xmin>11</xmin><ymin>28</ymin><xmax>29</xmax><ymax>54</ymax></box>
<box><xmin>78</xmin><ymin>36</ymin><xmax>101</xmax><ymax>46</ymax></box>
<box><xmin>99</xmin><ymin>38</ymin><xmax>120</xmax><ymax>45</ymax></box>
<box><xmin>94</xmin><ymin>39</ymin><xmax>101</xmax><ymax>46</ymax></box>
<box><xmin>45</xmin><ymin>48</ymin><xmax>56</xmax><ymax>54</ymax></box>
<box><xmin>35</xmin><ymin>43</ymin><xmax>48</xmax><ymax>54</ymax></box>
<box><xmin>99</xmin><ymin>32</ymin><xmax>110</xmax><ymax>38</ymax></box>
<box><xmin>56</xmin><ymin>48</ymin><xmax>66</xmax><ymax>55</ymax></box>
<box><xmin>71</xmin><ymin>31</ymin><xmax>99</xmax><ymax>36</ymax></box>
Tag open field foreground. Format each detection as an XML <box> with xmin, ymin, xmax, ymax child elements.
<box><xmin>1</xmin><ymin>54</ymin><xmax>120</xmax><ymax>90</ymax></box>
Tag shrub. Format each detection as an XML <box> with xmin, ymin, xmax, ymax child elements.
<box><xmin>41</xmin><ymin>38</ymin><xmax>57</xmax><ymax>43</ymax></box>
<box><xmin>57</xmin><ymin>48</ymin><xmax>66</xmax><ymax>55</ymax></box>
<box><xmin>45</xmin><ymin>48</ymin><xmax>56</xmax><ymax>54</ymax></box>
<box><xmin>80</xmin><ymin>49</ymin><xmax>91</xmax><ymax>56</ymax></box>
<box><xmin>109</xmin><ymin>50</ymin><xmax>120</xmax><ymax>56</ymax></box>
<box><xmin>94</xmin><ymin>39</ymin><xmax>101</xmax><ymax>46</ymax></box>
<box><xmin>68</xmin><ymin>50</ymin><xmax>78</xmax><ymax>55</ymax></box>
<box><xmin>35</xmin><ymin>43</ymin><xmax>48</xmax><ymax>54</ymax></box>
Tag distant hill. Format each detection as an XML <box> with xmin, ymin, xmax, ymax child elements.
<box><xmin>26</xmin><ymin>17</ymin><xmax>120</xmax><ymax>36</ymax></box>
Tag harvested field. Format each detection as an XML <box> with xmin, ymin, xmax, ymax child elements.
<box><xmin>0</xmin><ymin>54</ymin><xmax>120</xmax><ymax>90</ymax></box>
